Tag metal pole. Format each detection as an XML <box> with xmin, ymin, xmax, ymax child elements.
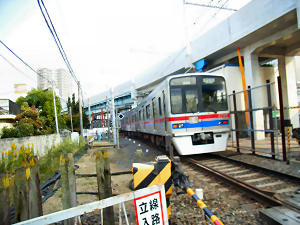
<box><xmin>266</xmin><ymin>80</ymin><xmax>275</xmax><ymax>159</ymax></box>
<box><xmin>70</xmin><ymin>106</ymin><xmax>73</xmax><ymax>132</ymax></box>
<box><xmin>248</xmin><ymin>85</ymin><xmax>255</xmax><ymax>154</ymax></box>
<box><xmin>182</xmin><ymin>0</ymin><xmax>192</xmax><ymax>67</ymax></box>
<box><xmin>101</xmin><ymin>108</ymin><xmax>104</xmax><ymax>128</ymax></box>
<box><xmin>88</xmin><ymin>98</ymin><xmax>91</xmax><ymax>129</ymax></box>
<box><xmin>232</xmin><ymin>91</ymin><xmax>240</xmax><ymax>152</ymax></box>
<box><xmin>277</xmin><ymin>76</ymin><xmax>287</xmax><ymax>161</ymax></box>
<box><xmin>51</xmin><ymin>80</ymin><xmax>59</xmax><ymax>134</ymax></box>
<box><xmin>78</xmin><ymin>81</ymin><xmax>83</xmax><ymax>136</ymax></box>
<box><xmin>116</xmin><ymin>108</ymin><xmax>120</xmax><ymax>149</ymax></box>
<box><xmin>111</xmin><ymin>89</ymin><xmax>117</xmax><ymax>145</ymax></box>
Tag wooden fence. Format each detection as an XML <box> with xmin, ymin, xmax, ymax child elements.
<box><xmin>0</xmin><ymin>148</ymin><xmax>115</xmax><ymax>225</ymax></box>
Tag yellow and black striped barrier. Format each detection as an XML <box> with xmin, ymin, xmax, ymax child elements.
<box><xmin>132</xmin><ymin>156</ymin><xmax>224</xmax><ymax>224</ymax></box>
<box><xmin>132</xmin><ymin>155</ymin><xmax>172</xmax><ymax>219</ymax></box>
<box><xmin>186</xmin><ymin>188</ymin><xmax>224</xmax><ymax>225</ymax></box>
<box><xmin>171</xmin><ymin>161</ymin><xmax>224</xmax><ymax>225</ymax></box>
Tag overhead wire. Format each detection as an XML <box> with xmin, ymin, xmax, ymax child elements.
<box><xmin>0</xmin><ymin>53</ymin><xmax>36</xmax><ymax>84</ymax></box>
<box><xmin>0</xmin><ymin>39</ymin><xmax>55</xmax><ymax>87</ymax></box>
<box><xmin>37</xmin><ymin>0</ymin><xmax>84</xmax><ymax>106</ymax></box>
<box><xmin>0</xmin><ymin>40</ymin><xmax>37</xmax><ymax>74</ymax></box>
<box><xmin>37</xmin><ymin>0</ymin><xmax>78</xmax><ymax>84</ymax></box>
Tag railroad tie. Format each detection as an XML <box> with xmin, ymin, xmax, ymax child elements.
<box><xmin>256</xmin><ymin>181</ymin><xmax>284</xmax><ymax>188</ymax></box>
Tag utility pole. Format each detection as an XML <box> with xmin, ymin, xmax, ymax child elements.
<box><xmin>51</xmin><ymin>77</ymin><xmax>59</xmax><ymax>134</ymax></box>
<box><xmin>70</xmin><ymin>106</ymin><xmax>73</xmax><ymax>132</ymax></box>
<box><xmin>88</xmin><ymin>98</ymin><xmax>91</xmax><ymax>129</ymax></box>
<box><xmin>182</xmin><ymin>0</ymin><xmax>193</xmax><ymax>68</ymax></box>
<box><xmin>111</xmin><ymin>88</ymin><xmax>117</xmax><ymax>145</ymax></box>
<box><xmin>78</xmin><ymin>81</ymin><xmax>83</xmax><ymax>136</ymax></box>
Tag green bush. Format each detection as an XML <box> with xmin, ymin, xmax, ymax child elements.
<box><xmin>1</xmin><ymin>127</ymin><xmax>20</xmax><ymax>138</ymax></box>
<box><xmin>17</xmin><ymin>123</ymin><xmax>35</xmax><ymax>137</ymax></box>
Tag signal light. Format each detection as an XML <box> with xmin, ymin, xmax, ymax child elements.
<box><xmin>172</xmin><ymin>123</ymin><xmax>184</xmax><ymax>129</ymax></box>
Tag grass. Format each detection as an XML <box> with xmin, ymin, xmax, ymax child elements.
<box><xmin>39</xmin><ymin>136</ymin><xmax>86</xmax><ymax>183</ymax></box>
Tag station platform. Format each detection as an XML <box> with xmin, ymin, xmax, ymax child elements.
<box><xmin>214</xmin><ymin>149</ymin><xmax>300</xmax><ymax>179</ymax></box>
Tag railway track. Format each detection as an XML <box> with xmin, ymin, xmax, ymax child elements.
<box><xmin>180</xmin><ymin>155</ymin><xmax>300</xmax><ymax>224</ymax></box>
<box><xmin>182</xmin><ymin>156</ymin><xmax>300</xmax><ymax>212</ymax></box>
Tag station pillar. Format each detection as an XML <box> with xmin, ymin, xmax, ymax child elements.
<box><xmin>244</xmin><ymin>51</ymin><xmax>265</xmax><ymax>140</ymax></box>
<box><xmin>278</xmin><ymin>56</ymin><xmax>299</xmax><ymax>128</ymax></box>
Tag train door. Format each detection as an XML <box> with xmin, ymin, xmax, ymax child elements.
<box><xmin>162</xmin><ymin>91</ymin><xmax>167</xmax><ymax>132</ymax></box>
<box><xmin>142</xmin><ymin>107</ymin><xmax>145</xmax><ymax>129</ymax></box>
<box><xmin>158</xmin><ymin>97</ymin><xmax>162</xmax><ymax>133</ymax></box>
<box><xmin>146</xmin><ymin>104</ymin><xmax>151</xmax><ymax>131</ymax></box>
<box><xmin>152</xmin><ymin>98</ymin><xmax>156</xmax><ymax>130</ymax></box>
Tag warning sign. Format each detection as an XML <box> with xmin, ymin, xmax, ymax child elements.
<box><xmin>134</xmin><ymin>191</ymin><xmax>166</xmax><ymax>225</ymax></box>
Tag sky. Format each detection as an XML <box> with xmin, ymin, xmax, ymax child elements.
<box><xmin>0</xmin><ymin>0</ymin><xmax>252</xmax><ymax>103</ymax></box>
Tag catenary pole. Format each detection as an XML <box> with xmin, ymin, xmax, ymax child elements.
<box><xmin>78</xmin><ymin>82</ymin><xmax>83</xmax><ymax>136</ymax></box>
<box><xmin>70</xmin><ymin>106</ymin><xmax>73</xmax><ymax>132</ymax></box>
<box><xmin>111</xmin><ymin>88</ymin><xmax>117</xmax><ymax>145</ymax></box>
<box><xmin>88</xmin><ymin>98</ymin><xmax>91</xmax><ymax>128</ymax></box>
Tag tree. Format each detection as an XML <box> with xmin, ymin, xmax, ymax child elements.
<box><xmin>1</xmin><ymin>103</ymin><xmax>47</xmax><ymax>138</ymax></box>
<box><xmin>16</xmin><ymin>88</ymin><xmax>66</xmax><ymax>133</ymax></box>
<box><xmin>65</xmin><ymin>93</ymin><xmax>89</xmax><ymax>132</ymax></box>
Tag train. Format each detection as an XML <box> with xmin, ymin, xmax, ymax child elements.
<box><xmin>120</xmin><ymin>72</ymin><xmax>230</xmax><ymax>155</ymax></box>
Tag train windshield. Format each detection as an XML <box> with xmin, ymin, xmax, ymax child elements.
<box><xmin>170</xmin><ymin>76</ymin><xmax>228</xmax><ymax>114</ymax></box>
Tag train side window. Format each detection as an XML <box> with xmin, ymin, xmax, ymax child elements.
<box><xmin>146</xmin><ymin>104</ymin><xmax>150</xmax><ymax>119</ymax></box>
<box><xmin>158</xmin><ymin>97</ymin><xmax>162</xmax><ymax>116</ymax></box>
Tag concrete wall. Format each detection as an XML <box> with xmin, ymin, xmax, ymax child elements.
<box><xmin>0</xmin><ymin>134</ymin><xmax>61</xmax><ymax>156</ymax></box>
<box><xmin>0</xmin><ymin>122</ymin><xmax>14</xmax><ymax>131</ymax></box>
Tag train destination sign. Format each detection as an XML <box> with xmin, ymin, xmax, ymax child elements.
<box><xmin>134</xmin><ymin>190</ymin><xmax>167</xmax><ymax>225</ymax></box>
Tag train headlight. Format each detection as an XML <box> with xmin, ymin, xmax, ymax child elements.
<box><xmin>172</xmin><ymin>123</ymin><xmax>184</xmax><ymax>129</ymax></box>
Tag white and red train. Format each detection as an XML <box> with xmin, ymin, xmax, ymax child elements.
<box><xmin>120</xmin><ymin>73</ymin><xmax>230</xmax><ymax>155</ymax></box>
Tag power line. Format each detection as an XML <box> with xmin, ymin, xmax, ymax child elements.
<box><xmin>0</xmin><ymin>40</ymin><xmax>53</xmax><ymax>85</ymax></box>
<box><xmin>0</xmin><ymin>53</ymin><xmax>36</xmax><ymax>83</ymax></box>
<box><xmin>0</xmin><ymin>39</ymin><xmax>60</xmax><ymax>133</ymax></box>
<box><xmin>0</xmin><ymin>40</ymin><xmax>37</xmax><ymax>74</ymax></box>
<box><xmin>185</xmin><ymin>1</ymin><xmax>237</xmax><ymax>11</ymax></box>
<box><xmin>37</xmin><ymin>0</ymin><xmax>78</xmax><ymax>84</ymax></box>
<box><xmin>37</xmin><ymin>0</ymin><xmax>84</xmax><ymax>135</ymax></box>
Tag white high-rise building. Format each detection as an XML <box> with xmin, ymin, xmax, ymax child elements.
<box><xmin>55</xmin><ymin>68</ymin><xmax>73</xmax><ymax>100</ymax></box>
<box><xmin>37</xmin><ymin>68</ymin><xmax>52</xmax><ymax>90</ymax></box>
<box><xmin>37</xmin><ymin>68</ymin><xmax>73</xmax><ymax>101</ymax></box>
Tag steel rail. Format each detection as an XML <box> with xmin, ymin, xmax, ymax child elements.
<box><xmin>183</xmin><ymin>157</ymin><xmax>300</xmax><ymax>213</ymax></box>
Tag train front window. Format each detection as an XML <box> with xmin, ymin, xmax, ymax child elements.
<box><xmin>170</xmin><ymin>76</ymin><xmax>227</xmax><ymax>114</ymax></box>
<box><xmin>186</xmin><ymin>89</ymin><xmax>198</xmax><ymax>113</ymax></box>
<box><xmin>202</xmin><ymin>77</ymin><xmax>227</xmax><ymax>112</ymax></box>
<box><xmin>170</xmin><ymin>88</ymin><xmax>183</xmax><ymax>114</ymax></box>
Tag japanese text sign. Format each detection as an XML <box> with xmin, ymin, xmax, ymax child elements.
<box><xmin>134</xmin><ymin>191</ymin><xmax>166</xmax><ymax>225</ymax></box>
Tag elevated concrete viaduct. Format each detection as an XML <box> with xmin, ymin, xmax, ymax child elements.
<box><xmin>86</xmin><ymin>0</ymin><xmax>300</xmax><ymax>137</ymax></box>
<box><xmin>133</xmin><ymin>0</ymin><xmax>300</xmax><ymax>140</ymax></box>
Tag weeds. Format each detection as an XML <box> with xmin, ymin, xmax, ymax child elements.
<box><xmin>39</xmin><ymin>136</ymin><xmax>86</xmax><ymax>183</ymax></box>
<box><xmin>0</xmin><ymin>137</ymin><xmax>87</xmax><ymax>183</ymax></box>
<box><xmin>0</xmin><ymin>142</ymin><xmax>35</xmax><ymax>174</ymax></box>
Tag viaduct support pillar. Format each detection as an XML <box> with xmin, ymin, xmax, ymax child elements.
<box><xmin>244</xmin><ymin>51</ymin><xmax>265</xmax><ymax>140</ymax></box>
<box><xmin>278</xmin><ymin>56</ymin><xmax>299</xmax><ymax>128</ymax></box>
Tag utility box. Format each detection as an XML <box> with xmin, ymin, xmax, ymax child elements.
<box><xmin>132</xmin><ymin>155</ymin><xmax>172</xmax><ymax>219</ymax></box>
